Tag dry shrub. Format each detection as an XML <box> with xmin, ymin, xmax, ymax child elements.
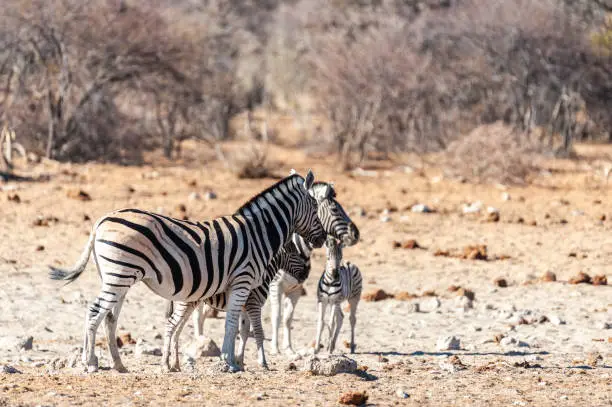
<box><xmin>445</xmin><ymin>122</ymin><xmax>544</xmax><ymax>185</ymax></box>
<box><xmin>228</xmin><ymin>144</ymin><xmax>275</xmax><ymax>179</ymax></box>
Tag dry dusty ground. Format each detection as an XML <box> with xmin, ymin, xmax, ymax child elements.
<box><xmin>0</xmin><ymin>142</ymin><xmax>611</xmax><ymax>406</ymax></box>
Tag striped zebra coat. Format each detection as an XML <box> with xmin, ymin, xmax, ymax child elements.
<box><xmin>49</xmin><ymin>170</ymin><xmax>326</xmax><ymax>373</ymax></box>
<box><xmin>269</xmin><ymin>182</ymin><xmax>359</xmax><ymax>355</ymax></box>
<box><xmin>315</xmin><ymin>236</ymin><xmax>362</xmax><ymax>354</ymax></box>
<box><xmin>165</xmin><ymin>240</ymin><xmax>309</xmax><ymax>370</ymax></box>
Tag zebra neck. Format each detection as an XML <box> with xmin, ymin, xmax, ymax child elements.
<box><xmin>324</xmin><ymin>262</ymin><xmax>340</xmax><ymax>280</ymax></box>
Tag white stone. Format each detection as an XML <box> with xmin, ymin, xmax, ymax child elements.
<box><xmin>411</xmin><ymin>204</ymin><xmax>433</xmax><ymax>213</ymax></box>
<box><xmin>436</xmin><ymin>336</ymin><xmax>461</xmax><ymax>351</ymax></box>
<box><xmin>422</xmin><ymin>297</ymin><xmax>441</xmax><ymax>312</ymax></box>
<box><xmin>188</xmin><ymin>192</ymin><xmax>201</xmax><ymax>201</ymax></box>
<box><xmin>302</xmin><ymin>355</ymin><xmax>357</xmax><ymax>376</ymax></box>
<box><xmin>549</xmin><ymin>315</ymin><xmax>566</xmax><ymax>326</ymax></box>
<box><xmin>134</xmin><ymin>338</ymin><xmax>162</xmax><ymax>357</ymax></box>
<box><xmin>462</xmin><ymin>201</ymin><xmax>482</xmax><ymax>214</ymax></box>
<box><xmin>502</xmin><ymin>192</ymin><xmax>511</xmax><ymax>201</ymax></box>
<box><xmin>396</xmin><ymin>389</ymin><xmax>410</xmax><ymax>399</ymax></box>
<box><xmin>184</xmin><ymin>336</ymin><xmax>221</xmax><ymax>359</ymax></box>
<box><xmin>597</xmin><ymin>322</ymin><xmax>611</xmax><ymax>330</ymax></box>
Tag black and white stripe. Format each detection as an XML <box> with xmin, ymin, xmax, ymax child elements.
<box><xmin>49</xmin><ymin>170</ymin><xmax>326</xmax><ymax>373</ymax></box>
<box><xmin>166</xmin><ymin>241</ymin><xmax>308</xmax><ymax>369</ymax></box>
<box><xmin>315</xmin><ymin>236</ymin><xmax>362</xmax><ymax>354</ymax></box>
<box><xmin>270</xmin><ymin>182</ymin><xmax>359</xmax><ymax>355</ymax></box>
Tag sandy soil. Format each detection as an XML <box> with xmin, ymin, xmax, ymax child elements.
<box><xmin>0</xmin><ymin>142</ymin><xmax>611</xmax><ymax>406</ymax></box>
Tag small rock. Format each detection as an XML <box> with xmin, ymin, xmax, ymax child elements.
<box><xmin>422</xmin><ymin>297</ymin><xmax>441</xmax><ymax>312</ymax></box>
<box><xmin>493</xmin><ymin>277</ymin><xmax>508</xmax><ymax>288</ymax></box>
<box><xmin>362</xmin><ymin>289</ymin><xmax>392</xmax><ymax>302</ymax></box>
<box><xmin>204</xmin><ymin>191</ymin><xmax>217</xmax><ymax>200</ymax></box>
<box><xmin>501</xmin><ymin>192</ymin><xmax>511</xmax><ymax>201</ymax></box>
<box><xmin>338</xmin><ymin>391</ymin><xmax>368</xmax><ymax>406</ymax></box>
<box><xmin>592</xmin><ymin>275</ymin><xmax>607</xmax><ymax>286</ymax></box>
<box><xmin>1</xmin><ymin>365</ymin><xmax>21</xmax><ymax>374</ymax></box>
<box><xmin>36</xmin><ymin>245</ymin><xmax>45</xmax><ymax>251</ymax></box>
<box><xmin>18</xmin><ymin>336</ymin><xmax>33</xmax><ymax>351</ymax></box>
<box><xmin>182</xmin><ymin>356</ymin><xmax>196</xmax><ymax>372</ymax></box>
<box><xmin>117</xmin><ymin>333</ymin><xmax>136</xmax><ymax>348</ymax></box>
<box><xmin>461</xmin><ymin>245</ymin><xmax>487</xmax><ymax>260</ymax></box>
<box><xmin>500</xmin><ymin>337</ymin><xmax>517</xmax><ymax>347</ymax></box>
<box><xmin>286</xmin><ymin>362</ymin><xmax>297</xmax><ymax>371</ymax></box>
<box><xmin>66</xmin><ymin>189</ymin><xmax>92</xmax><ymax>201</ymax></box>
<box><xmin>7</xmin><ymin>193</ymin><xmax>20</xmax><ymax>203</ymax></box>
<box><xmin>457</xmin><ymin>288</ymin><xmax>476</xmax><ymax>301</ymax></box>
<box><xmin>188</xmin><ymin>192</ymin><xmax>201</xmax><ymax>201</ymax></box>
<box><xmin>436</xmin><ymin>336</ymin><xmax>461</xmax><ymax>351</ymax></box>
<box><xmin>560</xmin><ymin>395</ymin><xmax>568</xmax><ymax>400</ymax></box>
<box><xmin>462</xmin><ymin>201</ymin><xmax>482</xmax><ymax>214</ymax></box>
<box><xmin>597</xmin><ymin>322</ymin><xmax>611</xmax><ymax>330</ymax></box>
<box><xmin>439</xmin><ymin>355</ymin><xmax>467</xmax><ymax>373</ymax></box>
<box><xmin>396</xmin><ymin>388</ymin><xmax>410</xmax><ymax>399</ymax></box>
<box><xmin>541</xmin><ymin>271</ymin><xmax>556</xmax><ymax>282</ymax></box>
<box><xmin>184</xmin><ymin>336</ymin><xmax>221</xmax><ymax>358</ymax></box>
<box><xmin>175</xmin><ymin>203</ymin><xmax>187</xmax><ymax>213</ymax></box>
<box><xmin>411</xmin><ymin>204</ymin><xmax>433</xmax><ymax>213</ymax></box>
<box><xmin>549</xmin><ymin>315</ymin><xmax>566</xmax><ymax>326</ymax></box>
<box><xmin>569</xmin><ymin>272</ymin><xmax>591</xmax><ymax>285</ymax></box>
<box><xmin>134</xmin><ymin>338</ymin><xmax>162</xmax><ymax>357</ymax></box>
<box><xmin>302</xmin><ymin>355</ymin><xmax>357</xmax><ymax>376</ymax></box>
<box><xmin>380</xmin><ymin>215</ymin><xmax>391</xmax><ymax>223</ymax></box>
<box><xmin>251</xmin><ymin>392</ymin><xmax>267</xmax><ymax>401</ymax></box>
<box><xmin>50</xmin><ymin>358</ymin><xmax>66</xmax><ymax>370</ymax></box>
<box><xmin>455</xmin><ymin>295</ymin><xmax>473</xmax><ymax>311</ymax></box>
<box><xmin>392</xmin><ymin>239</ymin><xmax>421</xmax><ymax>249</ymax></box>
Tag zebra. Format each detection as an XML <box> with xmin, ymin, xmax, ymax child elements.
<box><xmin>314</xmin><ymin>236</ymin><xmax>362</xmax><ymax>354</ymax></box>
<box><xmin>269</xmin><ymin>182</ymin><xmax>359</xmax><ymax>355</ymax></box>
<box><xmin>164</xmin><ymin>240</ymin><xmax>309</xmax><ymax>371</ymax></box>
<box><xmin>49</xmin><ymin>170</ymin><xmax>326</xmax><ymax>373</ymax></box>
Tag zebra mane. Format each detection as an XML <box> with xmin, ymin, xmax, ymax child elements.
<box><xmin>236</xmin><ymin>174</ymin><xmax>303</xmax><ymax>215</ymax></box>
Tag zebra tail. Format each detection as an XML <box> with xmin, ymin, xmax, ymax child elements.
<box><xmin>165</xmin><ymin>301</ymin><xmax>174</xmax><ymax>319</ymax></box>
<box><xmin>48</xmin><ymin>226</ymin><xmax>96</xmax><ymax>285</ymax></box>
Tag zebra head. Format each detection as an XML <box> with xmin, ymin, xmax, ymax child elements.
<box><xmin>293</xmin><ymin>169</ymin><xmax>326</xmax><ymax>249</ymax></box>
<box><xmin>278</xmin><ymin>244</ymin><xmax>311</xmax><ymax>284</ymax></box>
<box><xmin>311</xmin><ymin>182</ymin><xmax>360</xmax><ymax>247</ymax></box>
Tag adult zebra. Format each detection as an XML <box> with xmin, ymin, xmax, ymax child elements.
<box><xmin>164</xmin><ymin>240</ymin><xmax>309</xmax><ymax>371</ymax></box>
<box><xmin>49</xmin><ymin>170</ymin><xmax>326</xmax><ymax>373</ymax></box>
<box><xmin>269</xmin><ymin>182</ymin><xmax>359</xmax><ymax>355</ymax></box>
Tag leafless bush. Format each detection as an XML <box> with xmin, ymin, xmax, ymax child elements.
<box><xmin>228</xmin><ymin>144</ymin><xmax>275</xmax><ymax>179</ymax></box>
<box><xmin>444</xmin><ymin>122</ymin><xmax>544</xmax><ymax>185</ymax></box>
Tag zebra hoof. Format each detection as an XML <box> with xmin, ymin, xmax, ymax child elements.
<box><xmin>114</xmin><ymin>364</ymin><xmax>128</xmax><ymax>373</ymax></box>
<box><xmin>87</xmin><ymin>364</ymin><xmax>99</xmax><ymax>373</ymax></box>
<box><xmin>227</xmin><ymin>363</ymin><xmax>242</xmax><ymax>373</ymax></box>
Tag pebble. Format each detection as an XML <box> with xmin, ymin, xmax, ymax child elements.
<box><xmin>184</xmin><ymin>336</ymin><xmax>221</xmax><ymax>358</ymax></box>
<box><xmin>462</xmin><ymin>201</ymin><xmax>482</xmax><ymax>214</ymax></box>
<box><xmin>380</xmin><ymin>215</ymin><xmax>391</xmax><ymax>223</ymax></box>
<box><xmin>204</xmin><ymin>191</ymin><xmax>217</xmax><ymax>200</ymax></box>
<box><xmin>396</xmin><ymin>389</ymin><xmax>410</xmax><ymax>399</ymax></box>
<box><xmin>134</xmin><ymin>338</ymin><xmax>162</xmax><ymax>357</ymax></box>
<box><xmin>502</xmin><ymin>192</ymin><xmax>511</xmax><ymax>201</ymax></box>
<box><xmin>549</xmin><ymin>315</ymin><xmax>566</xmax><ymax>326</ymax></box>
<box><xmin>436</xmin><ymin>336</ymin><xmax>461</xmax><ymax>351</ymax></box>
<box><xmin>411</xmin><ymin>204</ymin><xmax>432</xmax><ymax>213</ymax></box>
<box><xmin>597</xmin><ymin>322</ymin><xmax>611</xmax><ymax>330</ymax></box>
<box><xmin>17</xmin><ymin>336</ymin><xmax>33</xmax><ymax>351</ymax></box>
<box><xmin>422</xmin><ymin>297</ymin><xmax>441</xmax><ymax>312</ymax></box>
<box><xmin>188</xmin><ymin>192</ymin><xmax>201</xmax><ymax>201</ymax></box>
<box><xmin>1</xmin><ymin>365</ymin><xmax>21</xmax><ymax>374</ymax></box>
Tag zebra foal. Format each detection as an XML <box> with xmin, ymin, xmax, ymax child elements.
<box><xmin>269</xmin><ymin>182</ymin><xmax>359</xmax><ymax>355</ymax></box>
<box><xmin>49</xmin><ymin>170</ymin><xmax>326</xmax><ymax>373</ymax></box>
<box><xmin>164</xmin><ymin>241</ymin><xmax>309</xmax><ymax>370</ymax></box>
<box><xmin>315</xmin><ymin>236</ymin><xmax>362</xmax><ymax>354</ymax></box>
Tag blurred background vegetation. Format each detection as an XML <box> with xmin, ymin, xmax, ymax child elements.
<box><xmin>0</xmin><ymin>0</ymin><xmax>610</xmax><ymax>180</ymax></box>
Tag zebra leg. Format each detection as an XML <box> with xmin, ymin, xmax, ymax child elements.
<box><xmin>245</xmin><ymin>303</ymin><xmax>268</xmax><ymax>369</ymax></box>
<box><xmin>103</xmin><ymin>294</ymin><xmax>128</xmax><ymax>372</ymax></box>
<box><xmin>170</xmin><ymin>302</ymin><xmax>196</xmax><ymax>372</ymax></box>
<box><xmin>348</xmin><ymin>297</ymin><xmax>359</xmax><ymax>354</ymax></box>
<box><xmin>221</xmin><ymin>286</ymin><xmax>251</xmax><ymax>372</ymax></box>
<box><xmin>237</xmin><ymin>310</ymin><xmax>250</xmax><ymax>368</ymax></box>
<box><xmin>328</xmin><ymin>304</ymin><xmax>344</xmax><ymax>354</ymax></box>
<box><xmin>282</xmin><ymin>288</ymin><xmax>300</xmax><ymax>355</ymax></box>
<box><xmin>192</xmin><ymin>302</ymin><xmax>205</xmax><ymax>337</ymax></box>
<box><xmin>327</xmin><ymin>303</ymin><xmax>337</xmax><ymax>342</ymax></box>
<box><xmin>314</xmin><ymin>301</ymin><xmax>326</xmax><ymax>354</ymax></box>
<box><xmin>163</xmin><ymin>301</ymin><xmax>193</xmax><ymax>372</ymax></box>
<box><xmin>269</xmin><ymin>279</ymin><xmax>282</xmax><ymax>355</ymax></box>
<box><xmin>83</xmin><ymin>285</ymin><xmax>129</xmax><ymax>373</ymax></box>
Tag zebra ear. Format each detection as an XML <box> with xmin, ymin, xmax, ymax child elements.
<box><xmin>289</xmin><ymin>168</ymin><xmax>297</xmax><ymax>176</ymax></box>
<box><xmin>304</xmin><ymin>169</ymin><xmax>315</xmax><ymax>190</ymax></box>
